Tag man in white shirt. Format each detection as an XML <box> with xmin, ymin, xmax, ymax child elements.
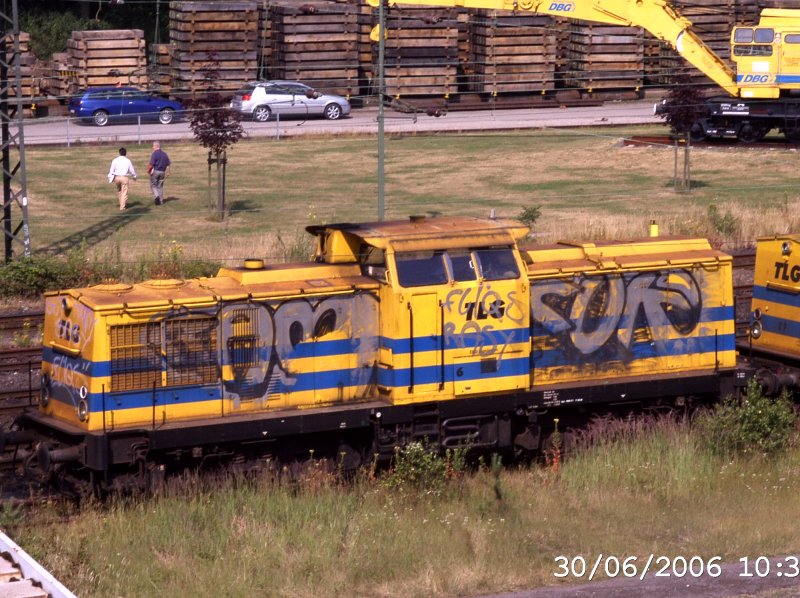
<box><xmin>107</xmin><ymin>147</ymin><xmax>137</xmax><ymax>210</ymax></box>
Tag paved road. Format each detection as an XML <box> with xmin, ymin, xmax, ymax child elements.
<box><xmin>18</xmin><ymin>99</ymin><xmax>663</xmax><ymax>146</ymax></box>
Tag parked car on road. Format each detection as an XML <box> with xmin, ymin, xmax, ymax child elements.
<box><xmin>230</xmin><ymin>81</ymin><xmax>351</xmax><ymax>122</ymax></box>
<box><xmin>68</xmin><ymin>87</ymin><xmax>185</xmax><ymax>126</ymax></box>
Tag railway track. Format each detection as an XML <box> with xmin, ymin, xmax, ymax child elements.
<box><xmin>624</xmin><ymin>135</ymin><xmax>798</xmax><ymax>150</ymax></box>
<box><xmin>0</xmin><ymin>311</ymin><xmax>44</xmax><ymax>334</ymax></box>
<box><xmin>0</xmin><ymin>531</ymin><xmax>76</xmax><ymax>598</ymax></box>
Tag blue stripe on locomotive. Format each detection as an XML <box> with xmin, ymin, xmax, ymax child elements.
<box><xmin>380</xmin><ymin>326</ymin><xmax>531</xmax><ymax>353</ymax></box>
<box><xmin>753</xmin><ymin>284</ymin><xmax>800</xmax><ymax>307</ymax></box>
<box><xmin>531</xmin><ymin>304</ymin><xmax>734</xmax><ymax>366</ymax></box>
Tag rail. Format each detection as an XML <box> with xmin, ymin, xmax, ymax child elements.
<box><xmin>0</xmin><ymin>531</ymin><xmax>77</xmax><ymax>598</ymax></box>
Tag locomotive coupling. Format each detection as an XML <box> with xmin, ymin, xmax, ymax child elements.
<box><xmin>756</xmin><ymin>368</ymin><xmax>799</xmax><ymax>396</ymax></box>
<box><xmin>35</xmin><ymin>443</ymin><xmax>83</xmax><ymax>475</ymax></box>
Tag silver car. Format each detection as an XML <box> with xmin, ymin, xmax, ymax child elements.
<box><xmin>230</xmin><ymin>80</ymin><xmax>351</xmax><ymax>122</ymax></box>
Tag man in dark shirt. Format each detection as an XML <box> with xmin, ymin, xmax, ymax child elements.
<box><xmin>148</xmin><ymin>141</ymin><xmax>171</xmax><ymax>206</ymax></box>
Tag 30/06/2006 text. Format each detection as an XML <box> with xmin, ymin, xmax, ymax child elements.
<box><xmin>554</xmin><ymin>554</ymin><xmax>800</xmax><ymax>581</ymax></box>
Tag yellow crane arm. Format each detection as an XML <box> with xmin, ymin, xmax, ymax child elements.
<box><xmin>368</xmin><ymin>0</ymin><xmax>739</xmax><ymax>97</ymax></box>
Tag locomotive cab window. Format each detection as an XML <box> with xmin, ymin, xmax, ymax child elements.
<box><xmin>447</xmin><ymin>249</ymin><xmax>477</xmax><ymax>282</ymax></box>
<box><xmin>755</xmin><ymin>28</ymin><xmax>775</xmax><ymax>43</ymax></box>
<box><xmin>395</xmin><ymin>251</ymin><xmax>448</xmax><ymax>287</ymax></box>
<box><xmin>734</xmin><ymin>28</ymin><xmax>754</xmax><ymax>43</ymax></box>
<box><xmin>786</xmin><ymin>34</ymin><xmax>800</xmax><ymax>44</ymax></box>
<box><xmin>360</xmin><ymin>244</ymin><xmax>388</xmax><ymax>281</ymax></box>
<box><xmin>475</xmin><ymin>247</ymin><xmax>519</xmax><ymax>281</ymax></box>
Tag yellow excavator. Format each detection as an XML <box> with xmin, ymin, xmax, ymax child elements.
<box><xmin>368</xmin><ymin>0</ymin><xmax>800</xmax><ymax>142</ymax></box>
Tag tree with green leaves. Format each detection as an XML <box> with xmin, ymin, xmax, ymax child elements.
<box><xmin>656</xmin><ymin>77</ymin><xmax>709</xmax><ymax>192</ymax></box>
<box><xmin>188</xmin><ymin>60</ymin><xmax>244</xmax><ymax>221</ymax></box>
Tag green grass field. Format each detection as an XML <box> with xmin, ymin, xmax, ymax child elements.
<box><xmin>23</xmin><ymin>125</ymin><xmax>800</xmax><ymax>267</ymax></box>
<box><xmin>12</xmin><ymin>418</ymin><xmax>800</xmax><ymax>598</ymax></box>
<box><xmin>10</xmin><ymin>126</ymin><xmax>800</xmax><ymax>596</ymax></box>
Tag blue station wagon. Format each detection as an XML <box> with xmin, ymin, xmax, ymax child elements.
<box><xmin>68</xmin><ymin>87</ymin><xmax>185</xmax><ymax>126</ymax></box>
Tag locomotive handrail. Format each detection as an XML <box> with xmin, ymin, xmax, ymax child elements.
<box><xmin>49</xmin><ymin>341</ymin><xmax>80</xmax><ymax>357</ymax></box>
<box><xmin>766</xmin><ymin>280</ymin><xmax>800</xmax><ymax>294</ymax></box>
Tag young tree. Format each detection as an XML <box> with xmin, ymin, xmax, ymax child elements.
<box><xmin>189</xmin><ymin>60</ymin><xmax>244</xmax><ymax>221</ymax></box>
<box><xmin>656</xmin><ymin>77</ymin><xmax>708</xmax><ymax>192</ymax></box>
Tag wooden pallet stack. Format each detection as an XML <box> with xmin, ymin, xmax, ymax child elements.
<box><xmin>657</xmin><ymin>0</ymin><xmax>758</xmax><ymax>86</ymax></box>
<box><xmin>264</xmin><ymin>1</ymin><xmax>360</xmax><ymax>97</ymax></box>
<box><xmin>67</xmin><ymin>29</ymin><xmax>147</xmax><ymax>87</ymax></box>
<box><xmin>2</xmin><ymin>32</ymin><xmax>37</xmax><ymax>102</ymax></box>
<box><xmin>39</xmin><ymin>51</ymin><xmax>74</xmax><ymax>99</ymax></box>
<box><xmin>468</xmin><ymin>10</ymin><xmax>557</xmax><ymax>94</ymax></box>
<box><xmin>371</xmin><ymin>4</ymin><xmax>460</xmax><ymax>97</ymax></box>
<box><xmin>561</xmin><ymin>20</ymin><xmax>645</xmax><ymax>95</ymax></box>
<box><xmin>169</xmin><ymin>1</ymin><xmax>260</xmax><ymax>99</ymax></box>
<box><xmin>149</xmin><ymin>43</ymin><xmax>172</xmax><ymax>93</ymax></box>
<box><xmin>357</xmin><ymin>2</ymin><xmax>375</xmax><ymax>91</ymax></box>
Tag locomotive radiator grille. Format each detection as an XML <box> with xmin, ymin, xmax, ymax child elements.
<box><xmin>165</xmin><ymin>317</ymin><xmax>219</xmax><ymax>386</ymax></box>
<box><xmin>110</xmin><ymin>323</ymin><xmax>162</xmax><ymax>392</ymax></box>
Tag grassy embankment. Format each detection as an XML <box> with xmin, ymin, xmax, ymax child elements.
<box><xmin>10</xmin><ymin>124</ymin><xmax>800</xmax><ymax>596</ymax></box>
<box><xmin>9</xmin><ymin>415</ymin><xmax>800</xmax><ymax>598</ymax></box>
<box><xmin>23</xmin><ymin>124</ymin><xmax>800</xmax><ymax>268</ymax></box>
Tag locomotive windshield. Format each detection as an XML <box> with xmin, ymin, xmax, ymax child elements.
<box><xmin>395</xmin><ymin>251</ymin><xmax>449</xmax><ymax>287</ymax></box>
<box><xmin>393</xmin><ymin>246</ymin><xmax>519</xmax><ymax>287</ymax></box>
<box><xmin>475</xmin><ymin>247</ymin><xmax>519</xmax><ymax>280</ymax></box>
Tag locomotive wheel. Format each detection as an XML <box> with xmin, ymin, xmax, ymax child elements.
<box><xmin>737</xmin><ymin>123</ymin><xmax>768</xmax><ymax>143</ymax></box>
<box><xmin>688</xmin><ymin>121</ymin><xmax>707</xmax><ymax>142</ymax></box>
<box><xmin>785</xmin><ymin>127</ymin><xmax>800</xmax><ymax>143</ymax></box>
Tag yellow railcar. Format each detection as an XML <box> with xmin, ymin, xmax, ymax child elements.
<box><xmin>15</xmin><ymin>217</ymin><xmax>739</xmax><ymax>487</ymax></box>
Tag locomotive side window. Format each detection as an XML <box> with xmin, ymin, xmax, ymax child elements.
<box><xmin>395</xmin><ymin>251</ymin><xmax>448</xmax><ymax>287</ymax></box>
<box><xmin>475</xmin><ymin>248</ymin><xmax>519</xmax><ymax>280</ymax></box>
<box><xmin>448</xmin><ymin>249</ymin><xmax>477</xmax><ymax>282</ymax></box>
<box><xmin>165</xmin><ymin>317</ymin><xmax>219</xmax><ymax>386</ymax></box>
<box><xmin>734</xmin><ymin>45</ymin><xmax>773</xmax><ymax>56</ymax></box>
<box><xmin>360</xmin><ymin>244</ymin><xmax>388</xmax><ymax>281</ymax></box>
<box><xmin>110</xmin><ymin>323</ymin><xmax>162</xmax><ymax>392</ymax></box>
<box><xmin>786</xmin><ymin>34</ymin><xmax>800</xmax><ymax>44</ymax></box>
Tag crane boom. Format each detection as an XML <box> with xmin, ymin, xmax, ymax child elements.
<box><xmin>369</xmin><ymin>0</ymin><xmax>800</xmax><ymax>141</ymax></box>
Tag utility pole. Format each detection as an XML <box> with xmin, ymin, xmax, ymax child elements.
<box><xmin>0</xmin><ymin>0</ymin><xmax>31</xmax><ymax>262</ymax></box>
<box><xmin>377</xmin><ymin>0</ymin><xmax>386</xmax><ymax>221</ymax></box>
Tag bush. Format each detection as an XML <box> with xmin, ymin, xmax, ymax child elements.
<box><xmin>696</xmin><ymin>379</ymin><xmax>798</xmax><ymax>457</ymax></box>
<box><xmin>707</xmin><ymin>203</ymin><xmax>739</xmax><ymax>238</ymax></box>
<box><xmin>21</xmin><ymin>12</ymin><xmax>109</xmax><ymax>61</ymax></box>
<box><xmin>383</xmin><ymin>442</ymin><xmax>465</xmax><ymax>496</ymax></box>
<box><xmin>517</xmin><ymin>205</ymin><xmax>542</xmax><ymax>229</ymax></box>
<box><xmin>0</xmin><ymin>245</ymin><xmax>219</xmax><ymax>298</ymax></box>
<box><xmin>0</xmin><ymin>256</ymin><xmax>67</xmax><ymax>296</ymax></box>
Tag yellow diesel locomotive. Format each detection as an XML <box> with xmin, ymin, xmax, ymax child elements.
<box><xmin>14</xmin><ymin>216</ymin><xmax>739</xmax><ymax>488</ymax></box>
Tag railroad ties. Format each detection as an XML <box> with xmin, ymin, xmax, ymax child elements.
<box><xmin>469</xmin><ymin>10</ymin><xmax>557</xmax><ymax>98</ymax></box>
<box><xmin>0</xmin><ymin>312</ymin><xmax>43</xmax><ymax>417</ymax></box>
<box><xmin>169</xmin><ymin>1</ymin><xmax>261</xmax><ymax>99</ymax></box>
<box><xmin>67</xmin><ymin>29</ymin><xmax>147</xmax><ymax>89</ymax></box>
<box><xmin>266</xmin><ymin>1</ymin><xmax>361</xmax><ymax>99</ymax></box>
<box><xmin>0</xmin><ymin>531</ymin><xmax>76</xmax><ymax>598</ymax></box>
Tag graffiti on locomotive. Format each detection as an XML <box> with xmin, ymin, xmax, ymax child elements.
<box><xmin>532</xmin><ymin>269</ymin><xmax>705</xmax><ymax>361</ymax></box>
<box><xmin>443</xmin><ymin>284</ymin><xmax>526</xmax><ymax>358</ymax></box>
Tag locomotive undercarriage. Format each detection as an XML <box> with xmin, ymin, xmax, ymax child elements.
<box><xmin>2</xmin><ymin>367</ymin><xmax>743</xmax><ymax>497</ymax></box>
